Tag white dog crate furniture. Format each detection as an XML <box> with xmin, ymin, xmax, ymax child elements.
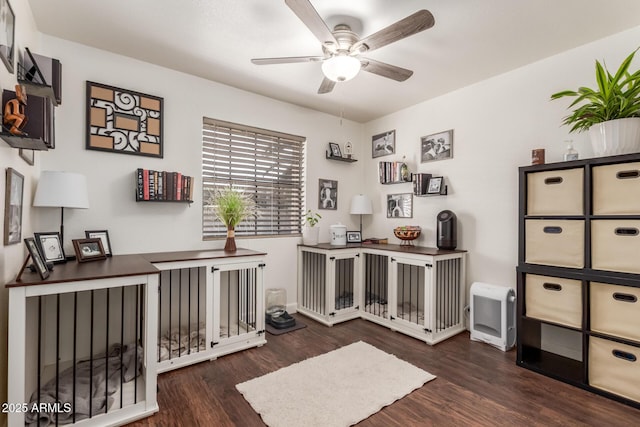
<box><xmin>6</xmin><ymin>255</ymin><xmax>160</xmax><ymax>427</ymax></box>
<box><xmin>298</xmin><ymin>243</ymin><xmax>467</xmax><ymax>345</ymax></box>
<box><xmin>141</xmin><ymin>249</ymin><xmax>266</xmax><ymax>373</ymax></box>
<box><xmin>297</xmin><ymin>244</ymin><xmax>361</xmax><ymax>325</ymax></box>
<box><xmin>518</xmin><ymin>153</ymin><xmax>640</xmax><ymax>409</ymax></box>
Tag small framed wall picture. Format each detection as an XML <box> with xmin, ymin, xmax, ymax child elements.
<box><xmin>73</xmin><ymin>238</ymin><xmax>107</xmax><ymax>263</ymax></box>
<box><xmin>24</xmin><ymin>237</ymin><xmax>50</xmax><ymax>280</ymax></box>
<box><xmin>85</xmin><ymin>229</ymin><xmax>113</xmax><ymax>256</ymax></box>
<box><xmin>4</xmin><ymin>167</ymin><xmax>24</xmax><ymax>245</ymax></box>
<box><xmin>387</xmin><ymin>193</ymin><xmax>413</xmax><ymax>218</ymax></box>
<box><xmin>372</xmin><ymin>130</ymin><xmax>395</xmax><ymax>158</ymax></box>
<box><xmin>328</xmin><ymin>142</ymin><xmax>342</xmax><ymax>158</ymax></box>
<box><xmin>318</xmin><ymin>178</ymin><xmax>338</xmax><ymax>210</ymax></box>
<box><xmin>427</xmin><ymin>176</ymin><xmax>444</xmax><ymax>194</ymax></box>
<box><xmin>0</xmin><ymin>0</ymin><xmax>15</xmax><ymax>73</ymax></box>
<box><xmin>421</xmin><ymin>129</ymin><xmax>453</xmax><ymax>162</ymax></box>
<box><xmin>346</xmin><ymin>231</ymin><xmax>362</xmax><ymax>243</ymax></box>
<box><xmin>34</xmin><ymin>232</ymin><xmax>66</xmax><ymax>264</ymax></box>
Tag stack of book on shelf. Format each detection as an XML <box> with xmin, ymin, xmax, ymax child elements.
<box><xmin>136</xmin><ymin>168</ymin><xmax>194</xmax><ymax>202</ymax></box>
<box><xmin>379</xmin><ymin>161</ymin><xmax>410</xmax><ymax>184</ymax></box>
<box><xmin>412</xmin><ymin>173</ymin><xmax>432</xmax><ymax>195</ymax></box>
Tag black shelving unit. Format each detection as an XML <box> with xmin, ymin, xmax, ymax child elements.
<box><xmin>517</xmin><ymin>153</ymin><xmax>640</xmax><ymax>409</ymax></box>
<box><xmin>0</xmin><ymin>133</ymin><xmax>48</xmax><ymax>150</ymax></box>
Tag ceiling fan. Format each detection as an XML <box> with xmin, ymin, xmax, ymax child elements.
<box><xmin>251</xmin><ymin>0</ymin><xmax>435</xmax><ymax>94</ymax></box>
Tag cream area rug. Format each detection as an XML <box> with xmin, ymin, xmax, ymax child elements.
<box><xmin>235</xmin><ymin>341</ymin><xmax>436</xmax><ymax>427</ymax></box>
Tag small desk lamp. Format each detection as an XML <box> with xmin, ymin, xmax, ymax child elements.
<box><xmin>33</xmin><ymin>171</ymin><xmax>89</xmax><ymax>250</ymax></box>
<box><xmin>350</xmin><ymin>194</ymin><xmax>373</xmax><ymax>236</ymax></box>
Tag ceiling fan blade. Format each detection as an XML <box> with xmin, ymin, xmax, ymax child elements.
<box><xmin>285</xmin><ymin>0</ymin><xmax>339</xmax><ymax>51</ymax></box>
<box><xmin>251</xmin><ymin>56</ymin><xmax>324</xmax><ymax>65</ymax></box>
<box><xmin>318</xmin><ymin>77</ymin><xmax>336</xmax><ymax>94</ymax></box>
<box><xmin>361</xmin><ymin>58</ymin><xmax>413</xmax><ymax>82</ymax></box>
<box><xmin>352</xmin><ymin>10</ymin><xmax>435</xmax><ymax>53</ymax></box>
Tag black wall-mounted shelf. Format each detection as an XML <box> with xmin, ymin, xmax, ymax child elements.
<box><xmin>326</xmin><ymin>153</ymin><xmax>357</xmax><ymax>163</ymax></box>
<box><xmin>0</xmin><ymin>133</ymin><xmax>48</xmax><ymax>150</ymax></box>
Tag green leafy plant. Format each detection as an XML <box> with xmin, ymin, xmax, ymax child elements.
<box><xmin>304</xmin><ymin>209</ymin><xmax>321</xmax><ymax>227</ymax></box>
<box><xmin>551</xmin><ymin>48</ymin><xmax>640</xmax><ymax>133</ymax></box>
<box><xmin>206</xmin><ymin>187</ymin><xmax>257</xmax><ymax>228</ymax></box>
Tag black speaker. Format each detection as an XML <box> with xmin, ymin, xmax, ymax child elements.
<box><xmin>437</xmin><ymin>210</ymin><xmax>457</xmax><ymax>250</ymax></box>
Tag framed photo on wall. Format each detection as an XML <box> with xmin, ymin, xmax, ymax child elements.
<box><xmin>0</xmin><ymin>0</ymin><xmax>15</xmax><ymax>73</ymax></box>
<box><xmin>387</xmin><ymin>193</ymin><xmax>413</xmax><ymax>218</ymax></box>
<box><xmin>4</xmin><ymin>167</ymin><xmax>24</xmax><ymax>245</ymax></box>
<box><xmin>421</xmin><ymin>129</ymin><xmax>453</xmax><ymax>162</ymax></box>
<box><xmin>318</xmin><ymin>179</ymin><xmax>338</xmax><ymax>210</ymax></box>
<box><xmin>372</xmin><ymin>130</ymin><xmax>395</xmax><ymax>158</ymax></box>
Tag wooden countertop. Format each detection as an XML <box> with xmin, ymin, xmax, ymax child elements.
<box><xmin>6</xmin><ymin>254</ymin><xmax>159</xmax><ymax>288</ymax></box>
<box><xmin>298</xmin><ymin>243</ymin><xmax>466</xmax><ymax>256</ymax></box>
<box><xmin>139</xmin><ymin>248</ymin><xmax>267</xmax><ymax>264</ymax></box>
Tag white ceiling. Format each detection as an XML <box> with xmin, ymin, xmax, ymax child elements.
<box><xmin>27</xmin><ymin>0</ymin><xmax>640</xmax><ymax>123</ymax></box>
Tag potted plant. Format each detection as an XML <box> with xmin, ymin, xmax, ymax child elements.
<box><xmin>551</xmin><ymin>48</ymin><xmax>640</xmax><ymax>157</ymax></box>
<box><xmin>302</xmin><ymin>209</ymin><xmax>321</xmax><ymax>245</ymax></box>
<box><xmin>206</xmin><ymin>187</ymin><xmax>256</xmax><ymax>252</ymax></box>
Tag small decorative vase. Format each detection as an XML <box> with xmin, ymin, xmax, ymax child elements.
<box><xmin>589</xmin><ymin>117</ymin><xmax>640</xmax><ymax>157</ymax></box>
<box><xmin>224</xmin><ymin>225</ymin><xmax>237</xmax><ymax>252</ymax></box>
<box><xmin>302</xmin><ymin>226</ymin><xmax>319</xmax><ymax>246</ymax></box>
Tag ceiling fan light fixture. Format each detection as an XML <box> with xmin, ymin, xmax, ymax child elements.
<box><xmin>322</xmin><ymin>54</ymin><xmax>361</xmax><ymax>82</ymax></box>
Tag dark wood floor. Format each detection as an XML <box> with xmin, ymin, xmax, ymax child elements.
<box><xmin>128</xmin><ymin>314</ymin><xmax>639</xmax><ymax>426</ymax></box>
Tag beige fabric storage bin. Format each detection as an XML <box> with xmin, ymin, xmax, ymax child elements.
<box><xmin>589</xmin><ymin>336</ymin><xmax>640</xmax><ymax>403</ymax></box>
<box><xmin>527</xmin><ymin>168</ymin><xmax>584</xmax><ymax>215</ymax></box>
<box><xmin>592</xmin><ymin>220</ymin><xmax>640</xmax><ymax>274</ymax></box>
<box><xmin>593</xmin><ymin>162</ymin><xmax>640</xmax><ymax>215</ymax></box>
<box><xmin>525</xmin><ymin>274</ymin><xmax>582</xmax><ymax>328</ymax></box>
<box><xmin>525</xmin><ymin>220</ymin><xmax>584</xmax><ymax>268</ymax></box>
<box><xmin>591</xmin><ymin>282</ymin><xmax>640</xmax><ymax>342</ymax></box>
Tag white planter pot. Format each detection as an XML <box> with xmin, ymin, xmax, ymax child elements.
<box><xmin>302</xmin><ymin>226</ymin><xmax>319</xmax><ymax>245</ymax></box>
<box><xmin>589</xmin><ymin>117</ymin><xmax>640</xmax><ymax>157</ymax></box>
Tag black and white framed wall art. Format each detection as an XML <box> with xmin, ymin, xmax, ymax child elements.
<box><xmin>372</xmin><ymin>130</ymin><xmax>395</xmax><ymax>158</ymax></box>
<box><xmin>421</xmin><ymin>129</ymin><xmax>453</xmax><ymax>162</ymax></box>
<box><xmin>0</xmin><ymin>0</ymin><xmax>15</xmax><ymax>73</ymax></box>
<box><xmin>387</xmin><ymin>193</ymin><xmax>413</xmax><ymax>218</ymax></box>
<box><xmin>318</xmin><ymin>179</ymin><xmax>337</xmax><ymax>210</ymax></box>
<box><xmin>4</xmin><ymin>167</ymin><xmax>23</xmax><ymax>245</ymax></box>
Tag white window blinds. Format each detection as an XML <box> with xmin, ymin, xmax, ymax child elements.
<box><xmin>202</xmin><ymin>118</ymin><xmax>305</xmax><ymax>239</ymax></box>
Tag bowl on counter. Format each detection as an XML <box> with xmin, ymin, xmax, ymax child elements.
<box><xmin>393</xmin><ymin>226</ymin><xmax>421</xmax><ymax>245</ymax></box>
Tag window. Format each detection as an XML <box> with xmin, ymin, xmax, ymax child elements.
<box><xmin>202</xmin><ymin>118</ymin><xmax>305</xmax><ymax>239</ymax></box>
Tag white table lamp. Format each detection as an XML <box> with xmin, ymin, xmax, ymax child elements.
<box><xmin>33</xmin><ymin>171</ymin><xmax>90</xmax><ymax>249</ymax></box>
<box><xmin>350</xmin><ymin>194</ymin><xmax>373</xmax><ymax>235</ymax></box>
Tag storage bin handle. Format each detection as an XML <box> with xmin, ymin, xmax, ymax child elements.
<box><xmin>614</xmin><ymin>227</ymin><xmax>639</xmax><ymax>236</ymax></box>
<box><xmin>543</xmin><ymin>226</ymin><xmax>562</xmax><ymax>234</ymax></box>
<box><xmin>613</xmin><ymin>292</ymin><xmax>638</xmax><ymax>303</ymax></box>
<box><xmin>543</xmin><ymin>282</ymin><xmax>562</xmax><ymax>291</ymax></box>
<box><xmin>612</xmin><ymin>349</ymin><xmax>637</xmax><ymax>362</ymax></box>
<box><xmin>616</xmin><ymin>170</ymin><xmax>640</xmax><ymax>180</ymax></box>
<box><xmin>543</xmin><ymin>177</ymin><xmax>564</xmax><ymax>185</ymax></box>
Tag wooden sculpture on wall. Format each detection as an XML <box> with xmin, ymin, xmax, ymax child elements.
<box><xmin>3</xmin><ymin>84</ymin><xmax>28</xmax><ymax>136</ymax></box>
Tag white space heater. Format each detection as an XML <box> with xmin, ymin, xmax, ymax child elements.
<box><xmin>470</xmin><ymin>282</ymin><xmax>516</xmax><ymax>351</ymax></box>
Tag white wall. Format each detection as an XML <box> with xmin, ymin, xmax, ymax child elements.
<box><xmin>0</xmin><ymin>0</ymin><xmax>42</xmax><ymax>416</ymax></box>
<box><xmin>35</xmin><ymin>35</ymin><xmax>364</xmax><ymax>308</ymax></box>
<box><xmin>363</xmin><ymin>26</ymin><xmax>640</xmax><ymax>295</ymax></box>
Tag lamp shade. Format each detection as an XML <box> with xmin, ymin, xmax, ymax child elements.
<box><xmin>322</xmin><ymin>55</ymin><xmax>361</xmax><ymax>82</ymax></box>
<box><xmin>33</xmin><ymin>171</ymin><xmax>90</xmax><ymax>209</ymax></box>
<box><xmin>350</xmin><ymin>194</ymin><xmax>373</xmax><ymax>215</ymax></box>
